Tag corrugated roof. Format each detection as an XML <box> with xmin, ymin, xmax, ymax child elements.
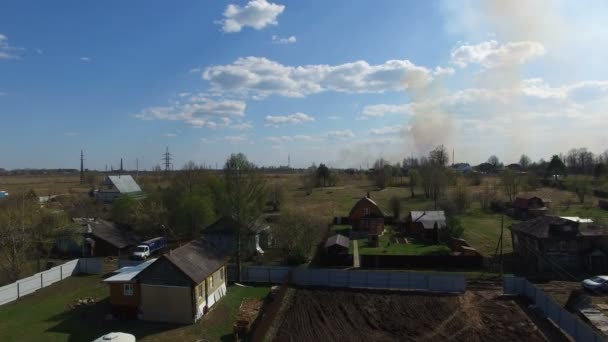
<box><xmin>410</xmin><ymin>211</ymin><xmax>446</xmax><ymax>229</ymax></box>
<box><xmin>325</xmin><ymin>234</ymin><xmax>350</xmax><ymax>248</ymax></box>
<box><xmin>107</xmin><ymin>175</ymin><xmax>142</xmax><ymax>194</ymax></box>
<box><xmin>164</xmin><ymin>238</ymin><xmax>233</xmax><ymax>284</ymax></box>
<box><xmin>104</xmin><ymin>258</ymin><xmax>157</xmax><ymax>283</ymax></box>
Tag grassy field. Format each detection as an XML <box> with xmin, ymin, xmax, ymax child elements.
<box><xmin>0</xmin><ymin>274</ymin><xmax>269</xmax><ymax>342</ymax></box>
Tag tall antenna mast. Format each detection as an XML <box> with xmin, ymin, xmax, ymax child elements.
<box><xmin>452</xmin><ymin>148</ymin><xmax>455</xmax><ymax>166</ymax></box>
<box><xmin>288</xmin><ymin>154</ymin><xmax>291</xmax><ymax>168</ymax></box>
<box><xmin>120</xmin><ymin>158</ymin><xmax>123</xmax><ymax>174</ymax></box>
<box><xmin>80</xmin><ymin>150</ymin><xmax>85</xmax><ymax>184</ymax></box>
<box><xmin>136</xmin><ymin>158</ymin><xmax>139</xmax><ymax>180</ymax></box>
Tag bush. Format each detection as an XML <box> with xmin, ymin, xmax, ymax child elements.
<box><xmin>389</xmin><ymin>196</ymin><xmax>401</xmax><ymax>220</ymax></box>
<box><xmin>449</xmin><ymin>183</ymin><xmax>471</xmax><ymax>214</ymax></box>
<box><xmin>271</xmin><ymin>210</ymin><xmax>328</xmax><ymax>265</ymax></box>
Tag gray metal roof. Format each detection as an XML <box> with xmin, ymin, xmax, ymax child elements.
<box><xmin>103</xmin><ymin>258</ymin><xmax>157</xmax><ymax>283</ymax></box>
<box><xmin>107</xmin><ymin>175</ymin><xmax>142</xmax><ymax>194</ymax></box>
<box><xmin>325</xmin><ymin>234</ymin><xmax>350</xmax><ymax>248</ymax></box>
<box><xmin>410</xmin><ymin>211</ymin><xmax>446</xmax><ymax>229</ymax></box>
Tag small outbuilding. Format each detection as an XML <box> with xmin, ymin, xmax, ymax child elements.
<box><xmin>325</xmin><ymin>234</ymin><xmax>350</xmax><ymax>255</ymax></box>
<box><xmin>103</xmin><ymin>258</ymin><xmax>157</xmax><ymax>319</ymax></box>
<box><xmin>73</xmin><ymin>218</ymin><xmax>140</xmax><ymax>257</ymax></box>
<box><xmin>406</xmin><ymin>211</ymin><xmax>447</xmax><ymax>243</ymax></box>
<box><xmin>513</xmin><ymin>195</ymin><xmax>548</xmax><ymax>219</ymax></box>
<box><xmin>96</xmin><ymin>175</ymin><xmax>143</xmax><ymax>203</ymax></box>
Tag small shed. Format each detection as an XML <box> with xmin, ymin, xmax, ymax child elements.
<box><xmin>513</xmin><ymin>195</ymin><xmax>547</xmax><ymax>219</ymax></box>
<box><xmin>407</xmin><ymin>211</ymin><xmax>446</xmax><ymax>243</ymax></box>
<box><xmin>325</xmin><ymin>234</ymin><xmax>350</xmax><ymax>255</ymax></box>
<box><xmin>104</xmin><ymin>258</ymin><xmax>157</xmax><ymax>319</ymax></box>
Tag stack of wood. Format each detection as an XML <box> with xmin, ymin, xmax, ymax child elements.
<box><xmin>233</xmin><ymin>298</ymin><xmax>264</xmax><ymax>341</ymax></box>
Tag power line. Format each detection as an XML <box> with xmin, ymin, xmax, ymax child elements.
<box><xmin>162</xmin><ymin>146</ymin><xmax>173</xmax><ymax>172</ymax></box>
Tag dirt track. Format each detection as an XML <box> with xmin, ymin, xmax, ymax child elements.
<box><xmin>274</xmin><ymin>288</ymin><xmax>551</xmax><ymax>342</ymax></box>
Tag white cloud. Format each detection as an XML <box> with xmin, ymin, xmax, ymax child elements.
<box><xmin>224</xmin><ymin>135</ymin><xmax>248</xmax><ymax>143</ymax></box>
<box><xmin>370</xmin><ymin>125</ymin><xmax>407</xmax><ymax>135</ymax></box>
<box><xmin>433</xmin><ymin>66</ymin><xmax>455</xmax><ymax>76</ymax></box>
<box><xmin>35</xmin><ymin>48</ymin><xmax>43</xmax><ymax>55</ymax></box>
<box><xmin>64</xmin><ymin>132</ymin><xmax>79</xmax><ymax>137</ymax></box>
<box><xmin>137</xmin><ymin>94</ymin><xmax>247</xmax><ymax>128</ymax></box>
<box><xmin>325</xmin><ymin>129</ymin><xmax>354</xmax><ymax>139</ymax></box>
<box><xmin>80</xmin><ymin>57</ymin><xmax>91</xmax><ymax>62</ymax></box>
<box><xmin>0</xmin><ymin>34</ymin><xmax>24</xmax><ymax>60</ymax></box>
<box><xmin>361</xmin><ymin>104</ymin><xmax>412</xmax><ymax>118</ymax></box>
<box><xmin>271</xmin><ymin>35</ymin><xmax>296</xmax><ymax>44</ymax></box>
<box><xmin>451</xmin><ymin>40</ymin><xmax>545</xmax><ymax>68</ymax></box>
<box><xmin>202</xmin><ymin>57</ymin><xmax>433</xmax><ymax>98</ymax></box>
<box><xmin>265</xmin><ymin>135</ymin><xmax>316</xmax><ymax>143</ymax></box>
<box><xmin>327</xmin><ymin>115</ymin><xmax>341</xmax><ymax>120</ymax></box>
<box><xmin>265</xmin><ymin>112</ymin><xmax>314</xmax><ymax>126</ymax></box>
<box><xmin>219</xmin><ymin>0</ymin><xmax>285</xmax><ymax>33</ymax></box>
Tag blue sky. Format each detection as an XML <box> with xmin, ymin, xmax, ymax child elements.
<box><xmin>2</xmin><ymin>0</ymin><xmax>608</xmax><ymax>170</ymax></box>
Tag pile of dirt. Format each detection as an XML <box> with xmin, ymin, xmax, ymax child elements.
<box><xmin>275</xmin><ymin>288</ymin><xmax>550</xmax><ymax>342</ymax></box>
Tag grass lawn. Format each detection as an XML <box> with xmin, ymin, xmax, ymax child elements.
<box><xmin>348</xmin><ymin>226</ymin><xmax>451</xmax><ymax>256</ymax></box>
<box><xmin>458</xmin><ymin>206</ymin><xmax>517</xmax><ymax>257</ymax></box>
<box><xmin>0</xmin><ymin>274</ymin><xmax>269</xmax><ymax>342</ymax></box>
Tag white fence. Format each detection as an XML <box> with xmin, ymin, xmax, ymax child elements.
<box><xmin>0</xmin><ymin>258</ymin><xmax>103</xmax><ymax>307</ymax></box>
<box><xmin>504</xmin><ymin>276</ymin><xmax>605</xmax><ymax>342</ymax></box>
<box><xmin>230</xmin><ymin>265</ymin><xmax>466</xmax><ymax>293</ymax></box>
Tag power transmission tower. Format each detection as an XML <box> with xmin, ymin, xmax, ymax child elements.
<box><xmin>80</xmin><ymin>150</ymin><xmax>85</xmax><ymax>184</ymax></box>
<box><xmin>162</xmin><ymin>146</ymin><xmax>173</xmax><ymax>172</ymax></box>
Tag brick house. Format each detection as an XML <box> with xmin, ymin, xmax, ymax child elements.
<box><xmin>510</xmin><ymin>216</ymin><xmax>608</xmax><ymax>274</ymax></box>
<box><xmin>348</xmin><ymin>194</ymin><xmax>385</xmax><ymax>240</ymax></box>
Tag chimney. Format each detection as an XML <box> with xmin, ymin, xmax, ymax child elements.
<box><xmin>366</xmin><ymin>191</ymin><xmax>370</xmax><ymax>198</ymax></box>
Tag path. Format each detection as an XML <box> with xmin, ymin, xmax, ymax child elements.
<box><xmin>353</xmin><ymin>240</ymin><xmax>360</xmax><ymax>268</ymax></box>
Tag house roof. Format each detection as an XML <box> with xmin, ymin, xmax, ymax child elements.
<box><xmin>164</xmin><ymin>238</ymin><xmax>233</xmax><ymax>284</ymax></box>
<box><xmin>509</xmin><ymin>216</ymin><xmax>608</xmax><ymax>239</ymax></box>
<box><xmin>410</xmin><ymin>211</ymin><xmax>446</xmax><ymax>229</ymax></box>
<box><xmin>348</xmin><ymin>196</ymin><xmax>384</xmax><ymax>217</ymax></box>
<box><xmin>105</xmin><ymin>175</ymin><xmax>142</xmax><ymax>194</ymax></box>
<box><xmin>74</xmin><ymin>218</ymin><xmax>140</xmax><ymax>249</ymax></box>
<box><xmin>103</xmin><ymin>258</ymin><xmax>157</xmax><ymax>283</ymax></box>
<box><xmin>325</xmin><ymin>234</ymin><xmax>350</xmax><ymax>248</ymax></box>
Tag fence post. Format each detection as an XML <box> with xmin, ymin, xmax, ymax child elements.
<box><xmin>60</xmin><ymin>265</ymin><xmax>63</xmax><ymax>280</ymax></box>
<box><xmin>40</xmin><ymin>272</ymin><xmax>43</xmax><ymax>289</ymax></box>
<box><xmin>16</xmin><ymin>282</ymin><xmax>20</xmax><ymax>299</ymax></box>
<box><xmin>268</xmin><ymin>267</ymin><xmax>271</xmax><ymax>283</ymax></box>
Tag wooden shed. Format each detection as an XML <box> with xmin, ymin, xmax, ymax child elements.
<box><xmin>325</xmin><ymin>234</ymin><xmax>350</xmax><ymax>255</ymax></box>
<box><xmin>103</xmin><ymin>258</ymin><xmax>157</xmax><ymax>319</ymax></box>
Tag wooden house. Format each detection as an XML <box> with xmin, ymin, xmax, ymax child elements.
<box><xmin>73</xmin><ymin>218</ymin><xmax>140</xmax><ymax>257</ymax></box>
<box><xmin>348</xmin><ymin>194</ymin><xmax>385</xmax><ymax>239</ymax></box>
<box><xmin>513</xmin><ymin>195</ymin><xmax>548</xmax><ymax>219</ymax></box>
<box><xmin>135</xmin><ymin>238</ymin><xmax>232</xmax><ymax>324</ymax></box>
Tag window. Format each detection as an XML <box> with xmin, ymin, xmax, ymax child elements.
<box><xmin>363</xmin><ymin>208</ymin><xmax>370</xmax><ymax>216</ymax></box>
<box><xmin>197</xmin><ymin>283</ymin><xmax>204</xmax><ymax>299</ymax></box>
<box><xmin>209</xmin><ymin>274</ymin><xmax>214</xmax><ymax>289</ymax></box>
<box><xmin>123</xmin><ymin>283</ymin><xmax>134</xmax><ymax>296</ymax></box>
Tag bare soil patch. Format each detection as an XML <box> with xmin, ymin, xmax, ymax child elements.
<box><xmin>275</xmin><ymin>288</ymin><xmax>553</xmax><ymax>342</ymax></box>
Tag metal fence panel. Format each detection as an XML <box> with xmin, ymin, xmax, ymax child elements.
<box><xmin>367</xmin><ymin>272</ymin><xmax>390</xmax><ymax>289</ymax></box>
<box><xmin>269</xmin><ymin>267</ymin><xmax>290</xmax><ymax>282</ymax></box>
<box><xmin>291</xmin><ymin>269</ymin><xmax>309</xmax><ymax>286</ymax></box>
<box><xmin>348</xmin><ymin>271</ymin><xmax>368</xmax><ymax>288</ymax></box>
<box><xmin>388</xmin><ymin>272</ymin><xmax>409</xmax><ymax>289</ymax></box>
<box><xmin>0</xmin><ymin>284</ymin><xmax>18</xmax><ymax>305</ymax></box>
<box><xmin>503</xmin><ymin>276</ymin><xmax>516</xmax><ymax>294</ymax></box>
<box><xmin>559</xmin><ymin>311</ymin><xmax>577</xmax><ymax>338</ymax></box>
<box><xmin>547</xmin><ymin>300</ymin><xmax>561</xmax><ymax>324</ymax></box>
<box><xmin>328</xmin><ymin>270</ymin><xmax>349</xmax><ymax>287</ymax></box>
<box><xmin>41</xmin><ymin>269</ymin><xmax>61</xmax><ymax>287</ymax></box>
<box><xmin>78</xmin><ymin>258</ymin><xmax>103</xmax><ymax>274</ymax></box>
<box><xmin>62</xmin><ymin>260</ymin><xmax>79</xmax><ymax>277</ymax></box>
<box><xmin>408</xmin><ymin>273</ymin><xmax>428</xmax><ymax>290</ymax></box>
<box><xmin>17</xmin><ymin>275</ymin><xmax>41</xmax><ymax>296</ymax></box>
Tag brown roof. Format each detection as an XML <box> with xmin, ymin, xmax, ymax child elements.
<box><xmin>75</xmin><ymin>218</ymin><xmax>139</xmax><ymax>249</ymax></box>
<box><xmin>348</xmin><ymin>196</ymin><xmax>384</xmax><ymax>218</ymax></box>
<box><xmin>164</xmin><ymin>238</ymin><xmax>233</xmax><ymax>284</ymax></box>
<box><xmin>509</xmin><ymin>216</ymin><xmax>608</xmax><ymax>239</ymax></box>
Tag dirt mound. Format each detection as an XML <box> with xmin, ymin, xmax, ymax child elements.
<box><xmin>274</xmin><ymin>288</ymin><xmax>548</xmax><ymax>342</ymax></box>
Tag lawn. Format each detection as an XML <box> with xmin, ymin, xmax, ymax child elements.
<box><xmin>0</xmin><ymin>274</ymin><xmax>269</xmax><ymax>342</ymax></box>
<box><xmin>458</xmin><ymin>206</ymin><xmax>517</xmax><ymax>257</ymax></box>
<box><xmin>347</xmin><ymin>226</ymin><xmax>451</xmax><ymax>256</ymax></box>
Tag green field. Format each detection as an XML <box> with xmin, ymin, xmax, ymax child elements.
<box><xmin>0</xmin><ymin>274</ymin><xmax>269</xmax><ymax>342</ymax></box>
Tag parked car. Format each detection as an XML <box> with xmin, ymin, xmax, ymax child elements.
<box><xmin>131</xmin><ymin>237</ymin><xmax>167</xmax><ymax>260</ymax></box>
<box><xmin>582</xmin><ymin>275</ymin><xmax>608</xmax><ymax>292</ymax></box>
<box><xmin>92</xmin><ymin>332</ymin><xmax>136</xmax><ymax>342</ymax></box>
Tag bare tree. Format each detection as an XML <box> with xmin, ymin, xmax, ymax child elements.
<box><xmin>519</xmin><ymin>154</ymin><xmax>531</xmax><ymax>170</ymax></box>
<box><xmin>389</xmin><ymin>196</ymin><xmax>401</xmax><ymax>220</ymax></box>
<box><xmin>223</xmin><ymin>153</ymin><xmax>267</xmax><ymax>282</ymax></box>
<box><xmin>570</xmin><ymin>176</ymin><xmax>591</xmax><ymax>204</ymax></box>
<box><xmin>408</xmin><ymin>169</ymin><xmax>420</xmax><ymax>198</ymax></box>
<box><xmin>501</xmin><ymin>169</ymin><xmax>521</xmax><ymax>202</ymax></box>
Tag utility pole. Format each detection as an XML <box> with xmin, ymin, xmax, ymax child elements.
<box><xmin>500</xmin><ymin>215</ymin><xmax>504</xmax><ymax>278</ymax></box>
<box><xmin>136</xmin><ymin>158</ymin><xmax>139</xmax><ymax>180</ymax></box>
<box><xmin>120</xmin><ymin>158</ymin><xmax>123</xmax><ymax>174</ymax></box>
<box><xmin>80</xmin><ymin>150</ymin><xmax>85</xmax><ymax>184</ymax></box>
